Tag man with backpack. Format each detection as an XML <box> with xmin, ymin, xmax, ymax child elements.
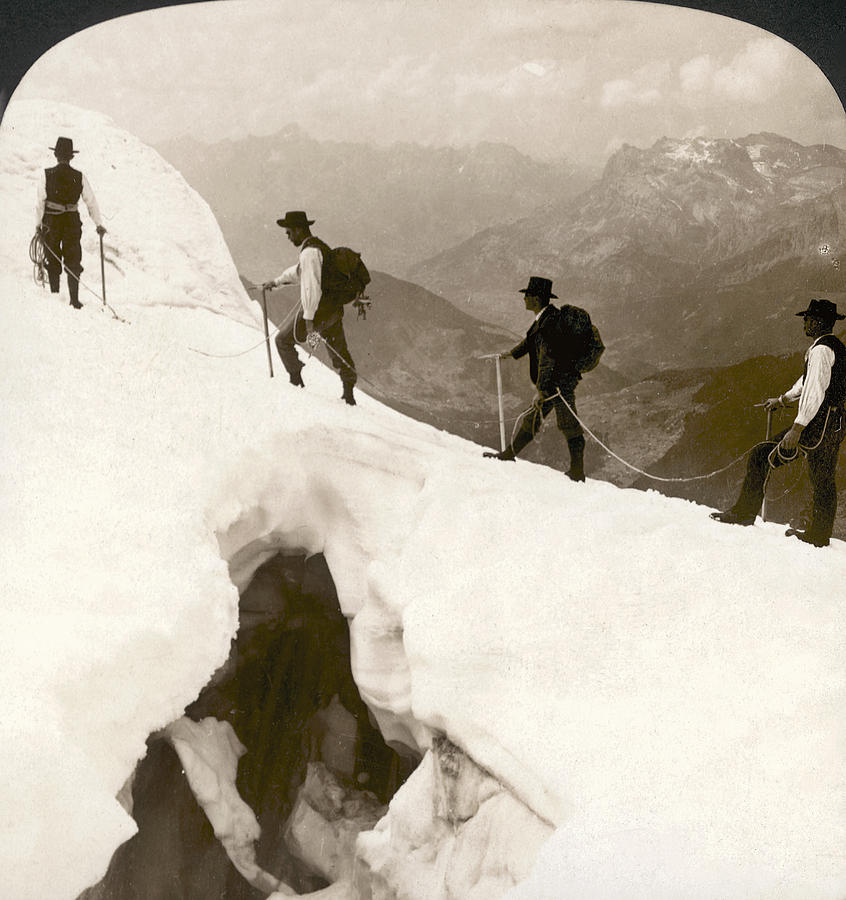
<box><xmin>484</xmin><ymin>276</ymin><xmax>603</xmax><ymax>481</ymax></box>
<box><xmin>35</xmin><ymin>136</ymin><xmax>107</xmax><ymax>309</ymax></box>
<box><xmin>263</xmin><ymin>210</ymin><xmax>360</xmax><ymax>405</ymax></box>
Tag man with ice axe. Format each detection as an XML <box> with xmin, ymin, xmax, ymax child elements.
<box><xmin>483</xmin><ymin>276</ymin><xmax>596</xmax><ymax>482</ymax></box>
<box><xmin>262</xmin><ymin>211</ymin><xmax>358</xmax><ymax>406</ymax></box>
<box><xmin>711</xmin><ymin>298</ymin><xmax>846</xmax><ymax>547</ymax></box>
<box><xmin>35</xmin><ymin>136</ymin><xmax>106</xmax><ymax>309</ymax></box>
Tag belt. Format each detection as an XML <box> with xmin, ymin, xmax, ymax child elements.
<box><xmin>45</xmin><ymin>200</ymin><xmax>79</xmax><ymax>214</ymax></box>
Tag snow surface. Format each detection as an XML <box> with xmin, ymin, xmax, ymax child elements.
<box><xmin>663</xmin><ymin>137</ymin><xmax>720</xmax><ymax>164</ymax></box>
<box><xmin>2</xmin><ymin>99</ymin><xmax>846</xmax><ymax>899</ymax></box>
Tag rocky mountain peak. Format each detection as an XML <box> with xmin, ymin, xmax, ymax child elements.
<box><xmin>603</xmin><ymin>135</ymin><xmax>760</xmax><ymax>186</ymax></box>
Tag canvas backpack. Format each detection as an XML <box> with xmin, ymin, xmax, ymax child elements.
<box><xmin>556</xmin><ymin>304</ymin><xmax>605</xmax><ymax>373</ymax></box>
<box><xmin>322</xmin><ymin>246</ymin><xmax>371</xmax><ymax>304</ymax></box>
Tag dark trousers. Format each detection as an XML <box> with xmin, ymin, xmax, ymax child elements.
<box><xmin>43</xmin><ymin>212</ymin><xmax>83</xmax><ymax>301</ymax></box>
<box><xmin>730</xmin><ymin>411</ymin><xmax>845</xmax><ymax>542</ymax></box>
<box><xmin>512</xmin><ymin>379</ymin><xmax>585</xmax><ymax>471</ymax></box>
<box><xmin>275</xmin><ymin>307</ymin><xmax>356</xmax><ymax>387</ymax></box>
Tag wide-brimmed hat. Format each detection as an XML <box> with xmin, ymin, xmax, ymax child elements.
<box><xmin>276</xmin><ymin>210</ymin><xmax>314</xmax><ymax>229</ymax></box>
<box><xmin>519</xmin><ymin>276</ymin><xmax>557</xmax><ymax>300</ymax></box>
<box><xmin>50</xmin><ymin>136</ymin><xmax>77</xmax><ymax>157</ymax></box>
<box><xmin>795</xmin><ymin>298</ymin><xmax>845</xmax><ymax>321</ymax></box>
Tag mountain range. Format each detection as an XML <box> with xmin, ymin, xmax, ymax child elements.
<box><xmin>410</xmin><ymin>132</ymin><xmax>846</xmax><ymax>373</ymax></box>
<box><xmin>157</xmin><ymin>126</ymin><xmax>591</xmax><ymax>284</ymax></box>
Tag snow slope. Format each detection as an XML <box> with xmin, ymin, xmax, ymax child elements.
<box><xmin>2</xmin><ymin>99</ymin><xmax>846</xmax><ymax>900</ymax></box>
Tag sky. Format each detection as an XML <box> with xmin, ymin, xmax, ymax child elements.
<box><xmin>2</xmin><ymin>96</ymin><xmax>846</xmax><ymax>900</ymax></box>
<box><xmin>10</xmin><ymin>0</ymin><xmax>846</xmax><ymax>166</ymax></box>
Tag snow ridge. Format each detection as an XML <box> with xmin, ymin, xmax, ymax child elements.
<box><xmin>2</xmin><ymin>100</ymin><xmax>846</xmax><ymax>900</ymax></box>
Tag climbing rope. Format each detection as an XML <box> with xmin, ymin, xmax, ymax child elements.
<box><xmin>29</xmin><ymin>231</ymin><xmax>47</xmax><ymax>287</ymax></box>
<box><xmin>535</xmin><ymin>387</ymin><xmax>756</xmax><ymax>483</ymax></box>
<box><xmin>286</xmin><ymin>336</ymin><xmax>755</xmax><ymax>484</ymax></box>
<box><xmin>187</xmin><ymin>293</ymin><xmax>807</xmax><ymax>493</ymax></box>
<box><xmin>763</xmin><ymin>461</ymin><xmax>805</xmax><ymax>503</ymax></box>
<box><xmin>33</xmin><ymin>230</ymin><xmax>128</xmax><ymax>323</ymax></box>
<box><xmin>188</xmin><ymin>297</ymin><xmax>301</xmax><ymax>359</ymax></box>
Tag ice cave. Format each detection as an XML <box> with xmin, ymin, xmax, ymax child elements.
<box><xmin>79</xmin><ymin>550</ymin><xmax>417</xmax><ymax>899</ymax></box>
<box><xmin>74</xmin><ymin>523</ymin><xmax>551</xmax><ymax>900</ymax></box>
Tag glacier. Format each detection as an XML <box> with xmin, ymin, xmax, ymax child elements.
<box><xmin>1</xmin><ymin>98</ymin><xmax>845</xmax><ymax>900</ymax></box>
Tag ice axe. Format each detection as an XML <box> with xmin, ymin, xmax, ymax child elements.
<box><xmin>99</xmin><ymin>230</ymin><xmax>107</xmax><ymax>309</ymax></box>
<box><xmin>480</xmin><ymin>353</ymin><xmax>507</xmax><ymax>451</ymax></box>
<box><xmin>260</xmin><ymin>287</ymin><xmax>274</xmax><ymax>379</ymax></box>
<box><xmin>754</xmin><ymin>401</ymin><xmax>776</xmax><ymax>521</ymax></box>
<box><xmin>763</xmin><ymin>405</ymin><xmax>774</xmax><ymax>521</ymax></box>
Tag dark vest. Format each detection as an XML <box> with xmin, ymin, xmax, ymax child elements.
<box><xmin>45</xmin><ymin>164</ymin><xmax>83</xmax><ymax>206</ymax></box>
<box><xmin>806</xmin><ymin>334</ymin><xmax>846</xmax><ymax>409</ymax></box>
<box><xmin>801</xmin><ymin>333</ymin><xmax>846</xmax><ymax>445</ymax></box>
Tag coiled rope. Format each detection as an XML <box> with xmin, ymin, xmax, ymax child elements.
<box><xmin>29</xmin><ymin>232</ymin><xmax>47</xmax><ymax>287</ymax></box>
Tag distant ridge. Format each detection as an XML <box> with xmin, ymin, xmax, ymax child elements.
<box><xmin>409</xmin><ymin>132</ymin><xmax>846</xmax><ymax>371</ymax></box>
<box><xmin>157</xmin><ymin>128</ymin><xmax>591</xmax><ymax>283</ymax></box>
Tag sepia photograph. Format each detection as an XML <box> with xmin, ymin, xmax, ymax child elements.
<box><xmin>1</xmin><ymin>0</ymin><xmax>845</xmax><ymax>897</ymax></box>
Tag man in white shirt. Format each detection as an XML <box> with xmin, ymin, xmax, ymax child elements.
<box><xmin>263</xmin><ymin>211</ymin><xmax>357</xmax><ymax>405</ymax></box>
<box><xmin>36</xmin><ymin>136</ymin><xmax>106</xmax><ymax>309</ymax></box>
<box><xmin>711</xmin><ymin>298</ymin><xmax>846</xmax><ymax>547</ymax></box>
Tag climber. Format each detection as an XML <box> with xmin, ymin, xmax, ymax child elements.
<box><xmin>484</xmin><ymin>276</ymin><xmax>602</xmax><ymax>482</ymax></box>
<box><xmin>262</xmin><ymin>211</ymin><xmax>358</xmax><ymax>406</ymax></box>
<box><xmin>710</xmin><ymin>298</ymin><xmax>846</xmax><ymax>547</ymax></box>
<box><xmin>36</xmin><ymin>136</ymin><xmax>106</xmax><ymax>309</ymax></box>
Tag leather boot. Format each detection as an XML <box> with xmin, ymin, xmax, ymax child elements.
<box><xmin>483</xmin><ymin>446</ymin><xmax>516</xmax><ymax>461</ymax></box>
<box><xmin>68</xmin><ymin>274</ymin><xmax>82</xmax><ymax>309</ymax></box>
<box><xmin>342</xmin><ymin>382</ymin><xmax>356</xmax><ymax>406</ymax></box>
<box><xmin>711</xmin><ymin>510</ymin><xmax>754</xmax><ymax>526</ymax></box>
<box><xmin>785</xmin><ymin>527</ymin><xmax>829</xmax><ymax>547</ymax></box>
<box><xmin>566</xmin><ymin>436</ymin><xmax>585</xmax><ymax>481</ymax></box>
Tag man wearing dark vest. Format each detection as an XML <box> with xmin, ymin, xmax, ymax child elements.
<box><xmin>484</xmin><ymin>276</ymin><xmax>587</xmax><ymax>481</ymax></box>
<box><xmin>36</xmin><ymin>136</ymin><xmax>106</xmax><ymax>309</ymax></box>
<box><xmin>263</xmin><ymin>211</ymin><xmax>357</xmax><ymax>406</ymax></box>
<box><xmin>711</xmin><ymin>298</ymin><xmax>846</xmax><ymax>547</ymax></box>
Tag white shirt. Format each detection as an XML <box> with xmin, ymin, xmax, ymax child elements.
<box><xmin>783</xmin><ymin>337</ymin><xmax>836</xmax><ymax>427</ymax></box>
<box><xmin>270</xmin><ymin>245</ymin><xmax>322</xmax><ymax>321</ymax></box>
<box><xmin>36</xmin><ymin>170</ymin><xmax>103</xmax><ymax>229</ymax></box>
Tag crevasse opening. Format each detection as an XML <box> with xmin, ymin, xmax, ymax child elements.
<box><xmin>79</xmin><ymin>549</ymin><xmax>418</xmax><ymax>899</ymax></box>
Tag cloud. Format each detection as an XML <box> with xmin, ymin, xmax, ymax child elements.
<box><xmin>522</xmin><ymin>61</ymin><xmax>549</xmax><ymax>78</ymax></box>
<box><xmin>599</xmin><ymin>61</ymin><xmax>669</xmax><ymax>108</ymax></box>
<box><xmin>713</xmin><ymin>37</ymin><xmax>790</xmax><ymax>101</ymax></box>
<box><xmin>679</xmin><ymin>55</ymin><xmax>714</xmax><ymax>94</ymax></box>
<box><xmin>600</xmin><ymin>79</ymin><xmax>661</xmax><ymax>108</ymax></box>
<box><xmin>679</xmin><ymin>38</ymin><xmax>791</xmax><ymax>102</ymax></box>
<box><xmin>454</xmin><ymin>58</ymin><xmax>586</xmax><ymax>102</ymax></box>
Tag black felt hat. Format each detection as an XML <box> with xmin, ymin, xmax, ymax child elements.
<box><xmin>276</xmin><ymin>210</ymin><xmax>315</xmax><ymax>229</ymax></box>
<box><xmin>519</xmin><ymin>276</ymin><xmax>557</xmax><ymax>300</ymax></box>
<box><xmin>50</xmin><ymin>136</ymin><xmax>77</xmax><ymax>157</ymax></box>
<box><xmin>795</xmin><ymin>298</ymin><xmax>845</xmax><ymax>321</ymax></box>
